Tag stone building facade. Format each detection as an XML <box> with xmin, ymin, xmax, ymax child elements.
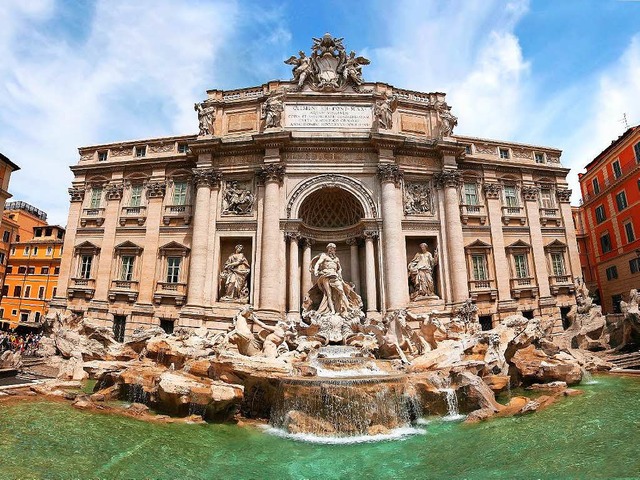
<box><xmin>51</xmin><ymin>35</ymin><xmax>579</xmax><ymax>337</ymax></box>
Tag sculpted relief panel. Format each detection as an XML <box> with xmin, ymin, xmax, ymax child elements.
<box><xmin>403</xmin><ymin>181</ymin><xmax>435</xmax><ymax>216</ymax></box>
<box><xmin>222</xmin><ymin>181</ymin><xmax>255</xmax><ymax>216</ymax></box>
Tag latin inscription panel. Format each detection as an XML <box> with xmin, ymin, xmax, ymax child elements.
<box><xmin>284</xmin><ymin>104</ymin><xmax>372</xmax><ymax>129</ymax></box>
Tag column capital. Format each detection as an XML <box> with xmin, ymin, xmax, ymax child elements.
<box><xmin>68</xmin><ymin>186</ymin><xmax>85</xmax><ymax>202</ymax></box>
<box><xmin>301</xmin><ymin>237</ymin><xmax>315</xmax><ymax>248</ymax></box>
<box><xmin>433</xmin><ymin>169</ymin><xmax>462</xmax><ymax>189</ymax></box>
<box><xmin>556</xmin><ymin>188</ymin><xmax>572</xmax><ymax>203</ymax></box>
<box><xmin>105</xmin><ymin>182</ymin><xmax>124</xmax><ymax>201</ymax></box>
<box><xmin>521</xmin><ymin>185</ymin><xmax>540</xmax><ymax>201</ymax></box>
<box><xmin>285</xmin><ymin>231</ymin><xmax>301</xmax><ymax>241</ymax></box>
<box><xmin>257</xmin><ymin>164</ymin><xmax>285</xmax><ymax>185</ymax></box>
<box><xmin>192</xmin><ymin>168</ymin><xmax>223</xmax><ymax>188</ymax></box>
<box><xmin>363</xmin><ymin>230</ymin><xmax>379</xmax><ymax>241</ymax></box>
<box><xmin>346</xmin><ymin>237</ymin><xmax>361</xmax><ymax>246</ymax></box>
<box><xmin>483</xmin><ymin>182</ymin><xmax>502</xmax><ymax>200</ymax></box>
<box><xmin>146</xmin><ymin>181</ymin><xmax>167</xmax><ymax>199</ymax></box>
<box><xmin>377</xmin><ymin>164</ymin><xmax>403</xmax><ymax>187</ymax></box>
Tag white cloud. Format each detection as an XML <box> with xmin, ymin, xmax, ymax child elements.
<box><xmin>0</xmin><ymin>0</ymin><xmax>243</xmax><ymax>225</ymax></box>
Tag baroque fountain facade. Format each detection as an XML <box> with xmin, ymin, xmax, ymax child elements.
<box><xmin>33</xmin><ymin>34</ymin><xmax>616</xmax><ymax>437</ymax></box>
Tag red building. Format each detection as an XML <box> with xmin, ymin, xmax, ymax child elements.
<box><xmin>577</xmin><ymin>125</ymin><xmax>640</xmax><ymax>313</ymax></box>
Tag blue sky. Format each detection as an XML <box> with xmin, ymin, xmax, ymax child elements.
<box><xmin>1</xmin><ymin>0</ymin><xmax>639</xmax><ymax>225</ymax></box>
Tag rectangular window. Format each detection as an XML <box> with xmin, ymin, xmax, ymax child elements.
<box><xmin>33</xmin><ymin>246</ymin><xmax>38</xmax><ymax>255</ymax></box>
<box><xmin>172</xmin><ymin>182</ymin><xmax>188</xmax><ymax>206</ymax></box>
<box><xmin>616</xmin><ymin>191</ymin><xmax>628</xmax><ymax>211</ymax></box>
<box><xmin>606</xmin><ymin>265</ymin><xmax>618</xmax><ymax>280</ymax></box>
<box><xmin>2</xmin><ymin>231</ymin><xmax>10</xmax><ymax>243</ymax></box>
<box><xmin>534</xmin><ymin>152</ymin><xmax>545</xmax><ymax>164</ymax></box>
<box><xmin>17</xmin><ymin>266</ymin><xmax>26</xmax><ymax>274</ymax></box>
<box><xmin>166</xmin><ymin>257</ymin><xmax>182</xmax><ymax>283</ymax></box>
<box><xmin>12</xmin><ymin>286</ymin><xmax>20</xmax><ymax>297</ymax></box>
<box><xmin>513</xmin><ymin>254</ymin><xmax>529</xmax><ymax>278</ymax></box>
<box><xmin>98</xmin><ymin>151</ymin><xmax>108</xmax><ymax>162</ymax></box>
<box><xmin>630</xmin><ymin>258</ymin><xmax>640</xmax><ymax>274</ymax></box>
<box><xmin>54</xmin><ymin>266</ymin><xmax>60</xmax><ymax>275</ymax></box>
<box><xmin>38</xmin><ymin>286</ymin><xmax>45</xmax><ymax>299</ymax></box>
<box><xmin>135</xmin><ymin>146</ymin><xmax>146</xmax><ymax>157</ymax></box>
<box><xmin>465</xmin><ymin>145</ymin><xmax>472</xmax><ymax>154</ymax></box>
<box><xmin>612</xmin><ymin>160</ymin><xmax>622</xmax><ymax>179</ymax></box>
<box><xmin>551</xmin><ymin>253</ymin><xmax>566</xmax><ymax>276</ymax></box>
<box><xmin>24</xmin><ymin>286</ymin><xmax>31</xmax><ymax>298</ymax></box>
<box><xmin>592</xmin><ymin>178</ymin><xmax>600</xmax><ymax>194</ymax></box>
<box><xmin>504</xmin><ymin>186</ymin><xmax>518</xmax><ymax>207</ymax></box>
<box><xmin>178</xmin><ymin>143</ymin><xmax>188</xmax><ymax>154</ymax></box>
<box><xmin>1</xmin><ymin>285</ymin><xmax>7</xmax><ymax>296</ymax></box>
<box><xmin>540</xmin><ymin>189</ymin><xmax>554</xmax><ymax>208</ymax></box>
<box><xmin>23</xmin><ymin>246</ymin><xmax>30</xmax><ymax>256</ymax></box>
<box><xmin>6</xmin><ymin>266</ymin><xmax>12</xmax><ymax>274</ymax></box>
<box><xmin>52</xmin><ymin>287</ymin><xmax>57</xmax><ymax>297</ymax></box>
<box><xmin>634</xmin><ymin>141</ymin><xmax>640</xmax><ymax>162</ymax></box>
<box><xmin>90</xmin><ymin>187</ymin><xmax>103</xmax><ymax>208</ymax></box>
<box><xmin>0</xmin><ymin>308</ymin><xmax>3</xmax><ymax>318</ymax></box>
<box><xmin>20</xmin><ymin>312</ymin><xmax>29</xmax><ymax>323</ymax></box>
<box><xmin>129</xmin><ymin>185</ymin><xmax>143</xmax><ymax>207</ymax></box>
<box><xmin>600</xmin><ymin>233</ymin><xmax>612</xmax><ymax>254</ymax></box>
<box><xmin>45</xmin><ymin>228</ymin><xmax>52</xmax><ymax>237</ymax></box>
<box><xmin>34</xmin><ymin>228</ymin><xmax>42</xmax><ymax>237</ymax></box>
<box><xmin>624</xmin><ymin>222</ymin><xmax>636</xmax><ymax>243</ymax></box>
<box><xmin>80</xmin><ymin>255</ymin><xmax>93</xmax><ymax>279</ymax></box>
<box><xmin>464</xmin><ymin>183</ymin><xmax>479</xmax><ymax>205</ymax></box>
<box><xmin>27</xmin><ymin>267</ymin><xmax>35</xmax><ymax>274</ymax></box>
<box><xmin>499</xmin><ymin>148</ymin><xmax>510</xmax><ymax>159</ymax></box>
<box><xmin>160</xmin><ymin>319</ymin><xmax>175</xmax><ymax>334</ymax></box>
<box><xmin>41</xmin><ymin>267</ymin><xmax>49</xmax><ymax>275</ymax></box>
<box><xmin>11</xmin><ymin>309</ymin><xmax>16</xmax><ymax>316</ymax></box>
<box><xmin>471</xmin><ymin>254</ymin><xmax>488</xmax><ymax>281</ymax></box>
<box><xmin>46</xmin><ymin>246</ymin><xmax>53</xmax><ymax>256</ymax></box>
<box><xmin>10</xmin><ymin>247</ymin><xmax>15</xmax><ymax>255</ymax></box>
<box><xmin>120</xmin><ymin>256</ymin><xmax>135</xmax><ymax>281</ymax></box>
<box><xmin>595</xmin><ymin>205</ymin><xmax>606</xmax><ymax>223</ymax></box>
<box><xmin>0</xmin><ymin>253</ymin><xmax>5</xmax><ymax>264</ymax></box>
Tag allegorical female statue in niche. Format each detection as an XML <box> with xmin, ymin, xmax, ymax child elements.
<box><xmin>219</xmin><ymin>245</ymin><xmax>250</xmax><ymax>302</ymax></box>
<box><xmin>408</xmin><ymin>243</ymin><xmax>439</xmax><ymax>301</ymax></box>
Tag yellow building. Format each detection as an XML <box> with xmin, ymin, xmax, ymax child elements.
<box><xmin>0</xmin><ymin>154</ymin><xmax>21</xmax><ymax>292</ymax></box>
<box><xmin>0</xmin><ymin>209</ymin><xmax>64</xmax><ymax>329</ymax></box>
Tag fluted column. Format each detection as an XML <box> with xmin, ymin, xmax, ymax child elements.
<box><xmin>186</xmin><ymin>168</ymin><xmax>220</xmax><ymax>308</ymax></box>
<box><xmin>435</xmin><ymin>169</ymin><xmax>468</xmax><ymax>303</ymax></box>
<box><xmin>301</xmin><ymin>238</ymin><xmax>312</xmax><ymax>299</ymax></box>
<box><xmin>258</xmin><ymin>164</ymin><xmax>285</xmax><ymax>312</ymax></box>
<box><xmin>94</xmin><ymin>182</ymin><xmax>124</xmax><ymax>301</ymax></box>
<box><xmin>364</xmin><ymin>231</ymin><xmax>378</xmax><ymax>313</ymax></box>
<box><xmin>137</xmin><ymin>181</ymin><xmax>166</xmax><ymax>304</ymax></box>
<box><xmin>557</xmin><ymin>188</ymin><xmax>581</xmax><ymax>280</ymax></box>
<box><xmin>347</xmin><ymin>237</ymin><xmax>361</xmax><ymax>293</ymax></box>
<box><xmin>522</xmin><ymin>185</ymin><xmax>551</xmax><ymax>298</ymax></box>
<box><xmin>378</xmin><ymin>164</ymin><xmax>410</xmax><ymax>310</ymax></box>
<box><xmin>287</xmin><ymin>232</ymin><xmax>300</xmax><ymax>314</ymax></box>
<box><xmin>204</xmin><ymin>180</ymin><xmax>222</xmax><ymax>305</ymax></box>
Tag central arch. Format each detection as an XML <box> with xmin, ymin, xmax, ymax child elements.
<box><xmin>286</xmin><ymin>174</ymin><xmax>378</xmax><ymax>220</ymax></box>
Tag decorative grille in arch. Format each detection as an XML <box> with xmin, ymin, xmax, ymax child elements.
<box><xmin>299</xmin><ymin>187</ymin><xmax>365</xmax><ymax>228</ymax></box>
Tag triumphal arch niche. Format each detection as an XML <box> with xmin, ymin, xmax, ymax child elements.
<box><xmin>58</xmin><ymin>33</ymin><xmax>580</xmax><ymax>335</ymax></box>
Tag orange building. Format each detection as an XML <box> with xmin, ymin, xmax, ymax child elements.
<box><xmin>577</xmin><ymin>125</ymin><xmax>640</xmax><ymax>313</ymax></box>
<box><xmin>0</xmin><ymin>202</ymin><xmax>64</xmax><ymax>329</ymax></box>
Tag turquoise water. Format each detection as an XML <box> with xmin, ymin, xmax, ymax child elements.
<box><xmin>1</xmin><ymin>375</ymin><xmax>639</xmax><ymax>479</ymax></box>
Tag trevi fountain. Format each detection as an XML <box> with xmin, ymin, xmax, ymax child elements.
<box><xmin>2</xmin><ymin>34</ymin><xmax>640</xmax><ymax>479</ymax></box>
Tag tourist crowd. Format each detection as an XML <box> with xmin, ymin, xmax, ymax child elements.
<box><xmin>0</xmin><ymin>332</ymin><xmax>42</xmax><ymax>356</ymax></box>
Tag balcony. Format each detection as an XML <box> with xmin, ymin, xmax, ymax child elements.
<box><xmin>80</xmin><ymin>208</ymin><xmax>105</xmax><ymax>227</ymax></box>
<box><xmin>468</xmin><ymin>279</ymin><xmax>497</xmax><ymax>301</ymax></box>
<box><xmin>119</xmin><ymin>206</ymin><xmax>147</xmax><ymax>226</ymax></box>
<box><xmin>459</xmin><ymin>204</ymin><xmax>487</xmax><ymax>225</ymax></box>
<box><xmin>153</xmin><ymin>282</ymin><xmax>187</xmax><ymax>306</ymax></box>
<box><xmin>549</xmin><ymin>274</ymin><xmax>574</xmax><ymax>295</ymax></box>
<box><xmin>501</xmin><ymin>206</ymin><xmax>526</xmax><ymax>225</ymax></box>
<box><xmin>163</xmin><ymin>205</ymin><xmax>191</xmax><ymax>226</ymax></box>
<box><xmin>509</xmin><ymin>277</ymin><xmax>538</xmax><ymax>299</ymax></box>
<box><xmin>67</xmin><ymin>278</ymin><xmax>96</xmax><ymax>300</ymax></box>
<box><xmin>108</xmin><ymin>279</ymin><xmax>139</xmax><ymax>302</ymax></box>
<box><xmin>539</xmin><ymin>207</ymin><xmax>561</xmax><ymax>227</ymax></box>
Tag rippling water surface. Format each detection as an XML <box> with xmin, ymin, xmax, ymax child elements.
<box><xmin>1</xmin><ymin>375</ymin><xmax>639</xmax><ymax>479</ymax></box>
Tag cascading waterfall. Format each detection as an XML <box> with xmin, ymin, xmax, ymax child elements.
<box><xmin>439</xmin><ymin>378</ymin><xmax>463</xmax><ymax>420</ymax></box>
<box><xmin>582</xmin><ymin>368</ymin><xmax>597</xmax><ymax>385</ymax></box>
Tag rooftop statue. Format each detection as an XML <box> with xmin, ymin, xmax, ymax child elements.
<box><xmin>284</xmin><ymin>33</ymin><xmax>370</xmax><ymax>92</ymax></box>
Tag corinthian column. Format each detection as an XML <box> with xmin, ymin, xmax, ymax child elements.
<box><xmin>186</xmin><ymin>168</ymin><xmax>221</xmax><ymax>309</ymax></box>
<box><xmin>94</xmin><ymin>181</ymin><xmax>124</xmax><ymax>301</ymax></box>
<box><xmin>434</xmin><ymin>169</ymin><xmax>468</xmax><ymax>303</ymax></box>
<box><xmin>522</xmin><ymin>185</ymin><xmax>551</xmax><ymax>298</ymax></box>
<box><xmin>378</xmin><ymin>164</ymin><xmax>409</xmax><ymax>310</ymax></box>
<box><xmin>347</xmin><ymin>237</ymin><xmax>361</xmax><ymax>293</ymax></box>
<box><xmin>364</xmin><ymin>231</ymin><xmax>378</xmax><ymax>314</ymax></box>
<box><xmin>258</xmin><ymin>164</ymin><xmax>285</xmax><ymax>312</ymax></box>
<box><xmin>287</xmin><ymin>232</ymin><xmax>300</xmax><ymax>314</ymax></box>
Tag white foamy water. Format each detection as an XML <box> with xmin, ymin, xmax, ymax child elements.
<box><xmin>312</xmin><ymin>366</ymin><xmax>389</xmax><ymax>378</ymax></box>
<box><xmin>262</xmin><ymin>425</ymin><xmax>426</xmax><ymax>444</ymax></box>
